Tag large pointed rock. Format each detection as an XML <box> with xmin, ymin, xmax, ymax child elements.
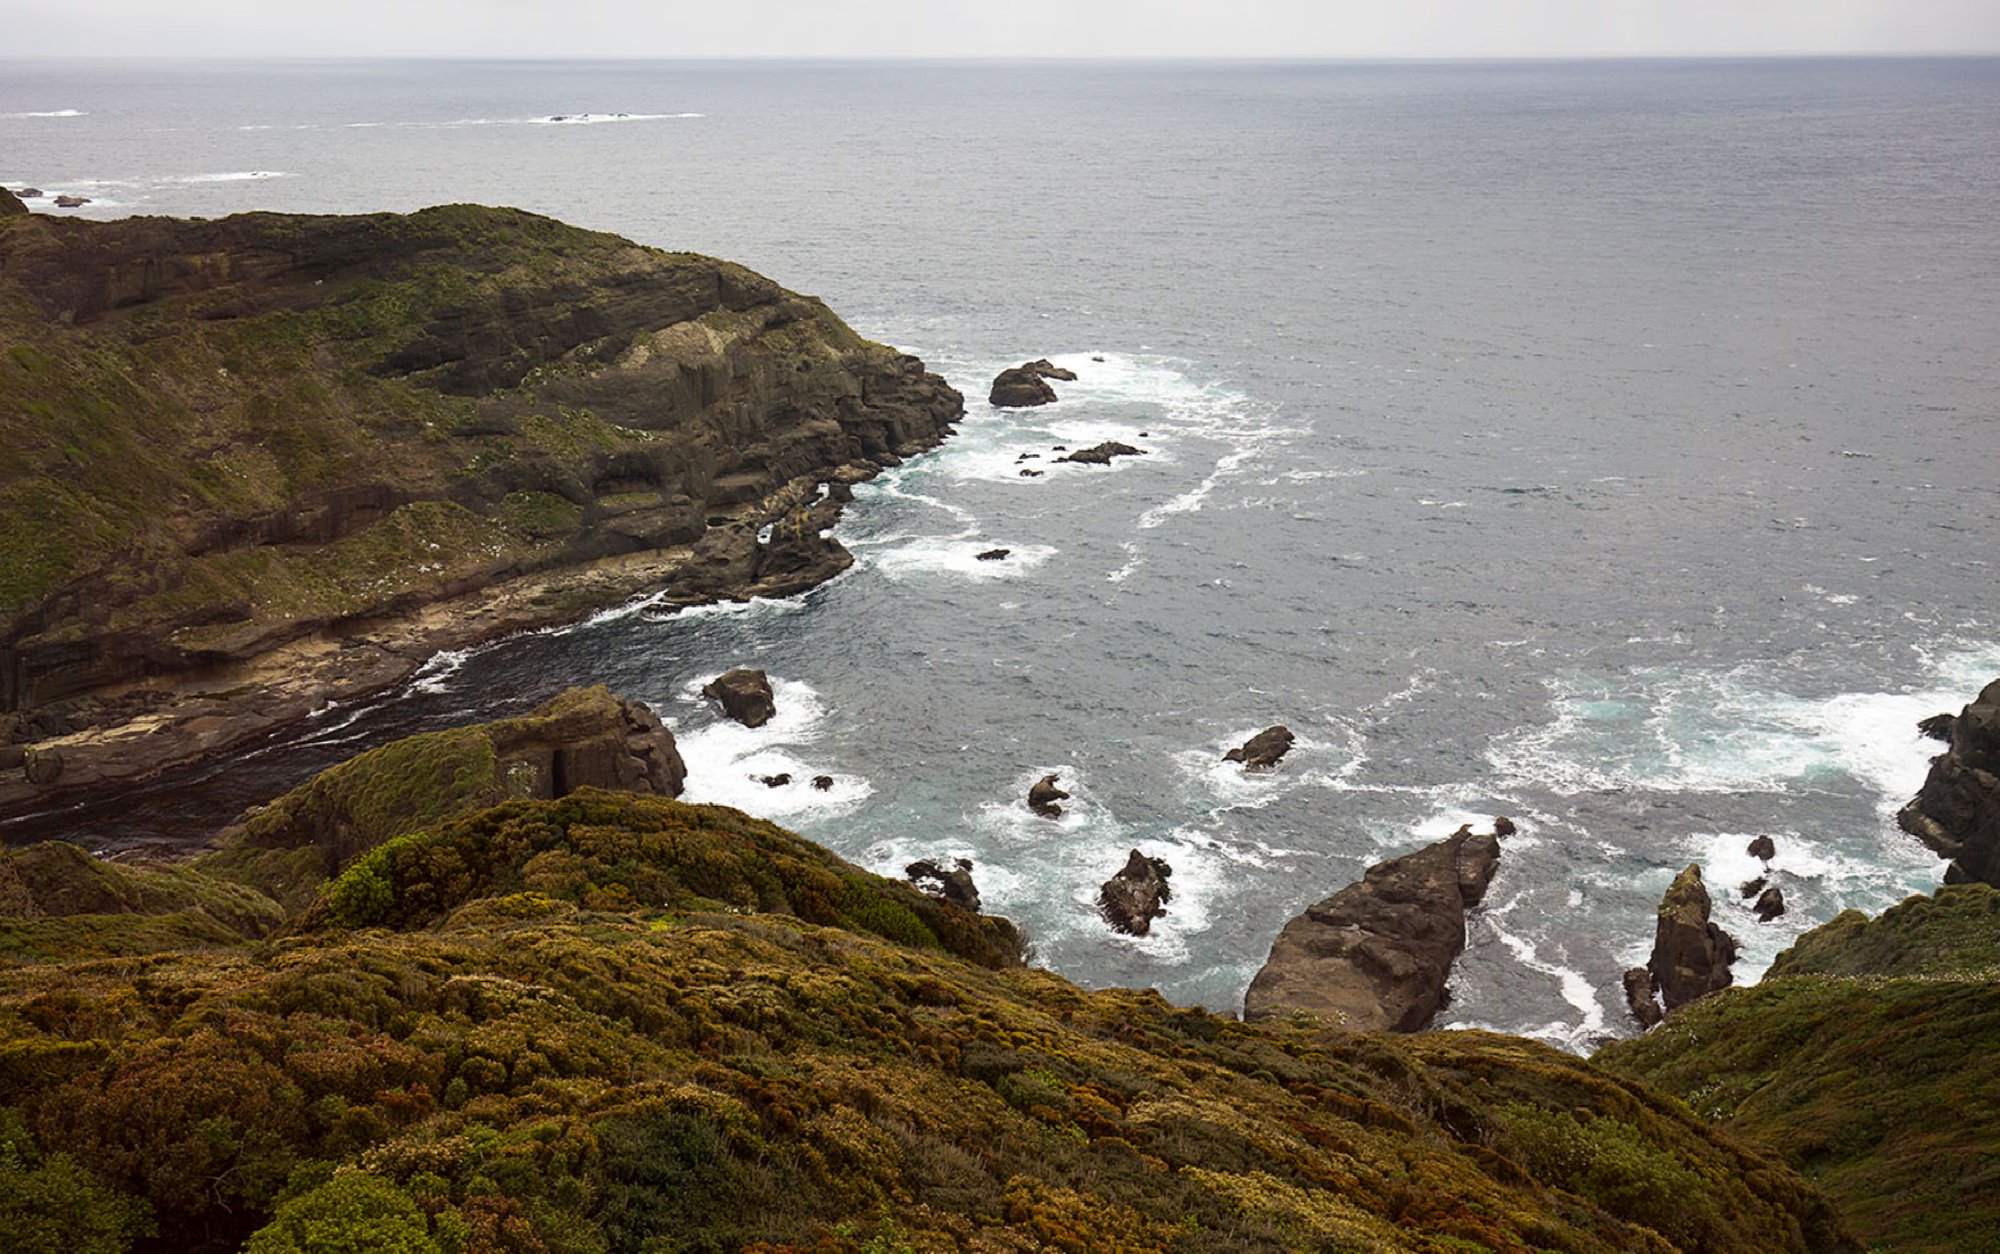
<box><xmin>1244</xmin><ymin>824</ymin><xmax>1503</xmax><ymax>1032</ymax></box>
<box><xmin>1648</xmin><ymin>864</ymin><xmax>1738</xmax><ymax>1012</ymax></box>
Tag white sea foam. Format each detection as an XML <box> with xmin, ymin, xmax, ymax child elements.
<box><xmin>1487</xmin><ymin>641</ymin><xmax>2000</xmax><ymax>821</ymax></box>
<box><xmin>1471</xmin><ymin>902</ymin><xmax>1608</xmax><ymax>1051</ymax></box>
<box><xmin>867</xmin><ymin>539</ymin><xmax>1058</xmax><ymax>582</ymax></box>
<box><xmin>673</xmin><ymin>676</ymin><xmax>873</xmax><ymax>821</ymax></box>
<box><xmin>3</xmin><ymin>109</ymin><xmax>85</xmax><ymax>118</ymax></box>
<box><xmin>163</xmin><ymin>171</ymin><xmax>294</xmax><ymax>184</ymax></box>
<box><xmin>410</xmin><ymin>648</ymin><xmax>473</xmax><ymax>695</ymax></box>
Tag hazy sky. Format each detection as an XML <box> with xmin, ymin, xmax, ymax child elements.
<box><xmin>6</xmin><ymin>0</ymin><xmax>1999</xmax><ymax>59</ymax></box>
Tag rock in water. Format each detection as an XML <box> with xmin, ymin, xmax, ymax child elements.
<box><xmin>1900</xmin><ymin>677</ymin><xmax>2000</xmax><ymax>887</ymax></box>
<box><xmin>975</xmin><ymin>548</ymin><xmax>1011</xmax><ymax>561</ymax></box>
<box><xmin>1244</xmin><ymin>822</ymin><xmax>1504</xmax><ymax>1031</ymax></box>
<box><xmin>1623</xmin><ymin>967</ymin><xmax>1664</xmax><ymax>1029</ymax></box>
<box><xmin>811</xmin><ymin>775</ymin><xmax>834</xmax><ymax>791</ymax></box>
<box><xmin>1648</xmin><ymin>864</ymin><xmax>1738</xmax><ymax>1013</ymax></box>
<box><xmin>907</xmin><ymin>857</ymin><xmax>983</xmax><ymax>913</ymax></box>
<box><xmin>702</xmin><ymin>668</ymin><xmax>776</xmax><ymax>728</ymax></box>
<box><xmin>0</xmin><ymin>187</ymin><xmax>26</xmax><ymax>217</ymax></box>
<box><xmin>1918</xmin><ymin>711</ymin><xmax>1956</xmax><ymax>743</ymax></box>
<box><xmin>52</xmin><ymin>194</ymin><xmax>91</xmax><ymax>208</ymax></box>
<box><xmin>1740</xmin><ymin>876</ymin><xmax>1769</xmax><ymax>900</ymax></box>
<box><xmin>1754</xmin><ymin>885</ymin><xmax>1787</xmax><ymax>922</ymax></box>
<box><xmin>1098</xmin><ymin>849</ymin><xmax>1172</xmax><ymax>936</ymax></box>
<box><xmin>1056</xmin><ymin>441</ymin><xmax>1145</xmax><ymax>466</ymax></box>
<box><xmin>989</xmin><ymin>359</ymin><xmax>1070</xmax><ymax>407</ymax></box>
<box><xmin>754</xmin><ymin>773</ymin><xmax>791</xmax><ymax>788</ymax></box>
<box><xmin>1748</xmin><ymin>834</ymin><xmax>1777</xmax><ymax>862</ymax></box>
<box><xmin>1225</xmin><ymin>725</ymin><xmax>1295</xmax><ymax>770</ymax></box>
<box><xmin>1028</xmin><ymin>773</ymin><xmax>1069</xmax><ymax>818</ymax></box>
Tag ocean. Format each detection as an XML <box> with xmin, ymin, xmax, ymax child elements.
<box><xmin>4</xmin><ymin>57</ymin><xmax>1997</xmax><ymax>1047</ymax></box>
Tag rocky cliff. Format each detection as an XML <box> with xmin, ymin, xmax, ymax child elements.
<box><xmin>0</xmin><ymin>204</ymin><xmax>960</xmax><ymax>812</ymax></box>
<box><xmin>1899</xmin><ymin>676</ymin><xmax>2000</xmax><ymax>886</ymax></box>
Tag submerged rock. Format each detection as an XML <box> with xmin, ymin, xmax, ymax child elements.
<box><xmin>975</xmin><ymin>548</ymin><xmax>1010</xmax><ymax>561</ymax></box>
<box><xmin>1057</xmin><ymin>441</ymin><xmax>1144</xmax><ymax>466</ymax></box>
<box><xmin>1225</xmin><ymin>725</ymin><xmax>1295</xmax><ymax>770</ymax></box>
<box><xmin>1028</xmin><ymin>773</ymin><xmax>1069</xmax><ymax>819</ymax></box>
<box><xmin>1648</xmin><ymin>864</ymin><xmax>1738</xmax><ymax>1013</ymax></box>
<box><xmin>755</xmin><ymin>772</ymin><xmax>792</xmax><ymax>788</ymax></box>
<box><xmin>1098</xmin><ymin>849</ymin><xmax>1172</xmax><ymax>936</ymax></box>
<box><xmin>703</xmin><ymin>668</ymin><xmax>776</xmax><ymax>728</ymax></box>
<box><xmin>811</xmin><ymin>775</ymin><xmax>834</xmax><ymax>791</ymax></box>
<box><xmin>1244</xmin><ymin>821</ymin><xmax>1505</xmax><ymax>1031</ymax></box>
<box><xmin>1899</xmin><ymin>677</ymin><xmax>2000</xmax><ymax>887</ymax></box>
<box><xmin>907</xmin><ymin>857</ymin><xmax>983</xmax><ymax>913</ymax></box>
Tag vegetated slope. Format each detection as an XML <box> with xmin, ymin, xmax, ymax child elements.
<box><xmin>0</xmin><ymin>788</ymin><xmax>1855</xmax><ymax>1253</ymax></box>
<box><xmin>0</xmin><ymin>204</ymin><xmax>959</xmax><ymax>809</ymax></box>
<box><xmin>1597</xmin><ymin>884</ymin><xmax>2000</xmax><ymax>1252</ymax></box>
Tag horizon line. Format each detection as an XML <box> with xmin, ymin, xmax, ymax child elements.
<box><xmin>4</xmin><ymin>51</ymin><xmax>2000</xmax><ymax>64</ymax></box>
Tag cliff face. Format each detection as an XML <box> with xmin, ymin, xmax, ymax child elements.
<box><xmin>0</xmin><ymin>205</ymin><xmax>960</xmax><ymax>810</ymax></box>
<box><xmin>1900</xmin><ymin>677</ymin><xmax>2000</xmax><ymax>886</ymax></box>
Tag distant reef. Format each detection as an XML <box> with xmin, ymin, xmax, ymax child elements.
<box><xmin>0</xmin><ymin>203</ymin><xmax>961</xmax><ymax>813</ymax></box>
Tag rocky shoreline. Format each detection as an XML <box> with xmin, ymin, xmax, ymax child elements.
<box><xmin>0</xmin><ymin>204</ymin><xmax>962</xmax><ymax>818</ymax></box>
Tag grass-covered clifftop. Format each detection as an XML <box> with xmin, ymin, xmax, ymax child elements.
<box><xmin>0</xmin><ymin>785</ymin><xmax>1853</xmax><ymax>1252</ymax></box>
<box><xmin>1597</xmin><ymin>884</ymin><xmax>2000</xmax><ymax>1252</ymax></box>
<box><xmin>0</xmin><ymin>204</ymin><xmax>960</xmax><ymax>811</ymax></box>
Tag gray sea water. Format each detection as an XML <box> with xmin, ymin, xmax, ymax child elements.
<box><xmin>5</xmin><ymin>58</ymin><xmax>1998</xmax><ymax>1047</ymax></box>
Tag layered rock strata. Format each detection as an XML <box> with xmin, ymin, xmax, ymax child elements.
<box><xmin>1244</xmin><ymin>823</ymin><xmax>1502</xmax><ymax>1031</ymax></box>
<box><xmin>0</xmin><ymin>205</ymin><xmax>960</xmax><ymax>813</ymax></box>
<box><xmin>1900</xmin><ymin>677</ymin><xmax>2000</xmax><ymax>886</ymax></box>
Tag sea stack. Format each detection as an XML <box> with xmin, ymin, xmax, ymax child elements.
<box><xmin>1098</xmin><ymin>850</ymin><xmax>1173</xmax><ymax>936</ymax></box>
<box><xmin>989</xmin><ymin>359</ymin><xmax>1075</xmax><ymax>407</ymax></box>
<box><xmin>1028</xmin><ymin>773</ymin><xmax>1069</xmax><ymax>818</ymax></box>
<box><xmin>703</xmin><ymin>669</ymin><xmax>777</xmax><ymax>728</ymax></box>
<box><xmin>1899</xmin><ymin>677</ymin><xmax>2000</xmax><ymax>887</ymax></box>
<box><xmin>1225</xmin><ymin>726</ymin><xmax>1295</xmax><ymax>770</ymax></box>
<box><xmin>1243</xmin><ymin>821</ymin><xmax>1504</xmax><ymax>1031</ymax></box>
<box><xmin>1647</xmin><ymin>864</ymin><xmax>1738</xmax><ymax>1014</ymax></box>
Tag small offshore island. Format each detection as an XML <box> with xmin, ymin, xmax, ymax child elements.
<box><xmin>2</xmin><ymin>189</ymin><xmax>1997</xmax><ymax>1252</ymax></box>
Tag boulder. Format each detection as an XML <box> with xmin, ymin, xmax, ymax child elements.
<box><xmin>1648</xmin><ymin>865</ymin><xmax>1738</xmax><ymax>1013</ymax></box>
<box><xmin>0</xmin><ymin>187</ymin><xmax>26</xmax><ymax>217</ymax></box>
<box><xmin>1748</xmin><ymin>834</ymin><xmax>1776</xmax><ymax>862</ymax></box>
<box><xmin>1028</xmin><ymin>773</ymin><xmax>1069</xmax><ymax>818</ymax></box>
<box><xmin>975</xmin><ymin>548</ymin><xmax>1010</xmax><ymax>562</ymax></box>
<box><xmin>1243</xmin><ymin>822</ymin><xmax>1505</xmax><ymax>1031</ymax></box>
<box><xmin>811</xmin><ymin>775</ymin><xmax>834</xmax><ymax>791</ymax></box>
<box><xmin>1622</xmin><ymin>966</ymin><xmax>1664</xmax><ymax>1029</ymax></box>
<box><xmin>703</xmin><ymin>668</ymin><xmax>776</xmax><ymax>728</ymax></box>
<box><xmin>1057</xmin><ymin>441</ymin><xmax>1145</xmax><ymax>466</ymax></box>
<box><xmin>990</xmin><ymin>359</ymin><xmax>1073</xmax><ymax>408</ymax></box>
<box><xmin>1098</xmin><ymin>849</ymin><xmax>1172</xmax><ymax>936</ymax></box>
<box><xmin>1225</xmin><ymin>725</ymin><xmax>1295</xmax><ymax>770</ymax></box>
<box><xmin>907</xmin><ymin>857</ymin><xmax>982</xmax><ymax>912</ymax></box>
<box><xmin>1899</xmin><ymin>677</ymin><xmax>2000</xmax><ymax>887</ymax></box>
<box><xmin>1754</xmin><ymin>885</ymin><xmax>1787</xmax><ymax>922</ymax></box>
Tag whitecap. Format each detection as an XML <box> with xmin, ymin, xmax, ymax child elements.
<box><xmin>866</xmin><ymin>539</ymin><xmax>1057</xmax><ymax>582</ymax></box>
<box><xmin>163</xmin><ymin>171</ymin><xmax>294</xmax><ymax>184</ymax></box>
<box><xmin>673</xmin><ymin>676</ymin><xmax>872</xmax><ymax>821</ymax></box>
<box><xmin>3</xmin><ymin>109</ymin><xmax>86</xmax><ymax>118</ymax></box>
